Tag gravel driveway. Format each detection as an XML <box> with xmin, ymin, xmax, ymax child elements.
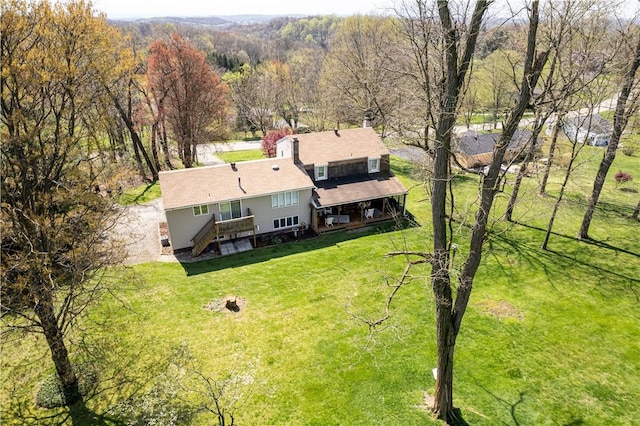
<box><xmin>113</xmin><ymin>198</ymin><xmax>166</xmax><ymax>264</ymax></box>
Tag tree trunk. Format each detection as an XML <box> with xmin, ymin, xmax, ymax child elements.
<box><xmin>576</xmin><ymin>143</ymin><xmax>615</xmax><ymax>239</ymax></box>
<box><xmin>538</xmin><ymin>116</ymin><xmax>562</xmax><ymax>196</ymax></box>
<box><xmin>429</xmin><ymin>2</ymin><xmax>491</xmax><ymax>420</ymax></box>
<box><xmin>34</xmin><ymin>296</ymin><xmax>81</xmax><ymax>405</ymax></box>
<box><xmin>111</xmin><ymin>96</ymin><xmax>158</xmax><ymax>181</ymax></box>
<box><xmin>159</xmin><ymin>118</ymin><xmax>174</xmax><ymax>169</ymax></box>
<box><xmin>132</xmin><ymin>130</ymin><xmax>159</xmax><ymax>182</ymax></box>
<box><xmin>433</xmin><ymin>318</ymin><xmax>456</xmax><ymax>422</ymax></box>
<box><xmin>182</xmin><ymin>139</ymin><xmax>193</xmax><ymax>168</ymax></box>
<box><xmin>542</xmin><ymin>143</ymin><xmax>579</xmax><ymax>250</ymax></box>
<box><xmin>130</xmin><ymin>129</ymin><xmax>147</xmax><ymax>182</ymax></box>
<box><xmin>578</xmin><ymin>33</ymin><xmax>640</xmax><ymax>239</ymax></box>
<box><xmin>505</xmin><ymin>126</ymin><xmax>542</xmax><ymax>221</ymax></box>
<box><xmin>632</xmin><ymin>200</ymin><xmax>640</xmax><ymax>220</ymax></box>
<box><xmin>151</xmin><ymin>123</ymin><xmax>162</xmax><ymax>173</ymax></box>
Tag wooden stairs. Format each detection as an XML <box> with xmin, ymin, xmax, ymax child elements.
<box><xmin>191</xmin><ymin>216</ymin><xmax>218</xmax><ymax>257</ymax></box>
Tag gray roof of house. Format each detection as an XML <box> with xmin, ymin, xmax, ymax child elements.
<box><xmin>562</xmin><ymin>114</ymin><xmax>612</xmax><ymax>134</ymax></box>
<box><xmin>312</xmin><ymin>172</ymin><xmax>408</xmax><ymax>207</ymax></box>
<box><xmin>456</xmin><ymin>129</ymin><xmax>538</xmax><ymax>156</ymax></box>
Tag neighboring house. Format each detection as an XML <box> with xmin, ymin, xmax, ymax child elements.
<box><xmin>159</xmin><ymin>126</ymin><xmax>409</xmax><ymax>256</ymax></box>
<box><xmin>454</xmin><ymin>129</ymin><xmax>540</xmax><ymax>169</ymax></box>
<box><xmin>276</xmin><ymin>127</ymin><xmax>408</xmax><ymax>233</ymax></box>
<box><xmin>561</xmin><ymin>114</ymin><xmax>612</xmax><ymax>146</ymax></box>
<box><xmin>159</xmin><ymin>158</ymin><xmax>315</xmax><ymax>255</ymax></box>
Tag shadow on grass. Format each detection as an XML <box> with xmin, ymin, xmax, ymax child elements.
<box><xmin>130</xmin><ymin>183</ymin><xmax>156</xmax><ymax>205</ymax></box>
<box><xmin>2</xmin><ymin>323</ymin><xmax>192</xmax><ymax>425</ymax></box>
<box><xmin>67</xmin><ymin>401</ymin><xmax>124</xmax><ymax>425</ymax></box>
<box><xmin>488</xmin><ymin>221</ymin><xmax>640</xmax><ymax>301</ymax></box>
<box><xmin>181</xmin><ymin>220</ymin><xmax>413</xmax><ymax>276</ymax></box>
<box><xmin>557</xmin><ymin>195</ymin><xmax>638</xmax><ymax>219</ymax></box>
<box><xmin>512</xmin><ymin>220</ymin><xmax>639</xmax><ymax>259</ymax></box>
<box><xmin>472</xmin><ymin>378</ymin><xmax>525</xmax><ymax>426</ymax></box>
<box><xmin>450</xmin><ymin>408</ymin><xmax>472</xmax><ymax>426</ymax></box>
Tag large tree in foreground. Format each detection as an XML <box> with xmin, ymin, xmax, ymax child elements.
<box><xmin>147</xmin><ymin>33</ymin><xmax>229</xmax><ymax>168</ymax></box>
<box><xmin>385</xmin><ymin>1</ymin><xmax>548</xmax><ymax>422</ymax></box>
<box><xmin>1</xmin><ymin>0</ymin><xmax>127</xmax><ymax>405</ymax></box>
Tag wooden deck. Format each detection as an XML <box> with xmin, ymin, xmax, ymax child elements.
<box><xmin>317</xmin><ymin>211</ymin><xmax>397</xmax><ymax>233</ymax></box>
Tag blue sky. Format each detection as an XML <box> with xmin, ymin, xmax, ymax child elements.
<box><xmin>93</xmin><ymin>0</ymin><xmax>392</xmax><ymax>19</ymax></box>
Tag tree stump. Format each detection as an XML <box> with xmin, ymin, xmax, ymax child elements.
<box><xmin>225</xmin><ymin>297</ymin><xmax>240</xmax><ymax>312</ymax></box>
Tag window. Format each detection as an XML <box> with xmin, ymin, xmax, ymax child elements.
<box><xmin>273</xmin><ymin>215</ymin><xmax>299</xmax><ymax>229</ymax></box>
<box><xmin>368</xmin><ymin>157</ymin><xmax>380</xmax><ymax>173</ymax></box>
<box><xmin>272</xmin><ymin>190</ymin><xmax>299</xmax><ymax>208</ymax></box>
<box><xmin>193</xmin><ymin>204</ymin><xmax>209</xmax><ymax>216</ymax></box>
<box><xmin>219</xmin><ymin>200</ymin><xmax>241</xmax><ymax>220</ymax></box>
<box><xmin>315</xmin><ymin>165</ymin><xmax>328</xmax><ymax>180</ymax></box>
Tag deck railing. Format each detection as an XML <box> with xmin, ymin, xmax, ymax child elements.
<box><xmin>191</xmin><ymin>214</ymin><xmax>255</xmax><ymax>257</ymax></box>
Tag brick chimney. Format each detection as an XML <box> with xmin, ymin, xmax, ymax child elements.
<box><xmin>292</xmin><ymin>137</ymin><xmax>300</xmax><ymax>164</ymax></box>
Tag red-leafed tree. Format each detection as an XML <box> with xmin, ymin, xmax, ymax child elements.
<box><xmin>261</xmin><ymin>128</ymin><xmax>295</xmax><ymax>158</ymax></box>
<box><xmin>147</xmin><ymin>33</ymin><xmax>229</xmax><ymax>168</ymax></box>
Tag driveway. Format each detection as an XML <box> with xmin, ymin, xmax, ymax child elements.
<box><xmin>113</xmin><ymin>198</ymin><xmax>166</xmax><ymax>264</ymax></box>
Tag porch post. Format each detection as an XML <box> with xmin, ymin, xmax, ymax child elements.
<box><xmin>313</xmin><ymin>208</ymin><xmax>319</xmax><ymax>232</ymax></box>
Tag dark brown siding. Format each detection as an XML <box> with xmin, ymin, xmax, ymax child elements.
<box><xmin>328</xmin><ymin>158</ymin><xmax>368</xmax><ymax>179</ymax></box>
<box><xmin>381</xmin><ymin>154</ymin><xmax>390</xmax><ymax>172</ymax></box>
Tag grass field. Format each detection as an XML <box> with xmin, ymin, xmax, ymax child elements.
<box><xmin>2</xmin><ymin>138</ymin><xmax>639</xmax><ymax>425</ymax></box>
<box><xmin>216</xmin><ymin>149</ymin><xmax>266</xmax><ymax>163</ymax></box>
<box><xmin>118</xmin><ymin>182</ymin><xmax>162</xmax><ymax>205</ymax></box>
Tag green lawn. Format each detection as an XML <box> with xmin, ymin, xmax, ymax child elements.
<box><xmin>118</xmin><ymin>182</ymin><xmax>162</xmax><ymax>205</ymax></box>
<box><xmin>2</xmin><ymin>149</ymin><xmax>639</xmax><ymax>424</ymax></box>
<box><xmin>216</xmin><ymin>149</ymin><xmax>265</xmax><ymax>163</ymax></box>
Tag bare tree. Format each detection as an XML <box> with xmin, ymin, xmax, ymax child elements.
<box><xmin>379</xmin><ymin>1</ymin><xmax>550</xmax><ymax>422</ymax></box>
<box><xmin>319</xmin><ymin>15</ymin><xmax>402</xmax><ymax>131</ymax></box>
<box><xmin>578</xmin><ymin>28</ymin><xmax>640</xmax><ymax>239</ymax></box>
<box><xmin>506</xmin><ymin>0</ymin><xmax>617</xmax><ymax>221</ymax></box>
<box><xmin>532</xmin><ymin>1</ymin><xmax>621</xmax><ymax>198</ymax></box>
<box><xmin>225</xmin><ymin>64</ymin><xmax>276</xmax><ymax>137</ymax></box>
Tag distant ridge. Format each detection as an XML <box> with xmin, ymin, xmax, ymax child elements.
<box><xmin>110</xmin><ymin>14</ymin><xmax>308</xmax><ymax>26</ymax></box>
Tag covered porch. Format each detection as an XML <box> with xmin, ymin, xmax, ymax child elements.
<box><xmin>310</xmin><ymin>172</ymin><xmax>408</xmax><ymax>233</ymax></box>
<box><xmin>314</xmin><ymin>198</ymin><xmax>405</xmax><ymax>233</ymax></box>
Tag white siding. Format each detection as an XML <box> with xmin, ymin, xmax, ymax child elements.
<box><xmin>276</xmin><ymin>137</ymin><xmax>292</xmax><ymax>159</ymax></box>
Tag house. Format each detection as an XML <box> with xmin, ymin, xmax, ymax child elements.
<box><xmin>159</xmin><ymin>158</ymin><xmax>315</xmax><ymax>256</ymax></box>
<box><xmin>276</xmin><ymin>127</ymin><xmax>408</xmax><ymax>233</ymax></box>
<box><xmin>159</xmin><ymin>126</ymin><xmax>408</xmax><ymax>256</ymax></box>
<box><xmin>454</xmin><ymin>129</ymin><xmax>540</xmax><ymax>169</ymax></box>
<box><xmin>561</xmin><ymin>114</ymin><xmax>612</xmax><ymax>146</ymax></box>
